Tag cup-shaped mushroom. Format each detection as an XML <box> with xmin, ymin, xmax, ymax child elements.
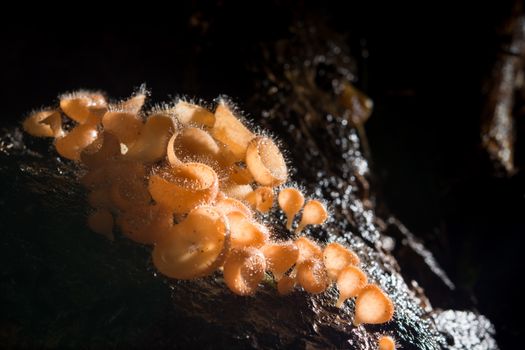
<box><xmin>335</xmin><ymin>265</ymin><xmax>368</xmax><ymax>308</ymax></box>
<box><xmin>81</xmin><ymin>131</ymin><xmax>121</xmax><ymax>168</ymax></box>
<box><xmin>223</xmin><ymin>247</ymin><xmax>266</xmax><ymax>296</ymax></box>
<box><xmin>148</xmin><ymin>162</ymin><xmax>219</xmax><ymax>214</ymax></box>
<box><xmin>278</xmin><ymin>188</ymin><xmax>305</xmax><ymax>230</ymax></box>
<box><xmin>323</xmin><ymin>242</ymin><xmax>361</xmax><ymax>281</ymax></box>
<box><xmin>167</xmin><ymin>127</ymin><xmax>221</xmax><ymax>166</ymax></box>
<box><xmin>55</xmin><ymin>124</ymin><xmax>98</xmax><ymax>161</ymax></box>
<box><xmin>277</xmin><ymin>275</ymin><xmax>296</xmax><ymax>295</ymax></box>
<box><xmin>220</xmin><ymin>182</ymin><xmax>253</xmax><ymax>201</ymax></box>
<box><xmin>126</xmin><ymin>114</ymin><xmax>175</xmax><ymax>163</ymax></box>
<box><xmin>227</xmin><ymin>211</ymin><xmax>269</xmax><ymax>249</ymax></box>
<box><xmin>172</xmin><ymin>101</ymin><xmax>215</xmax><ymax>128</ymax></box>
<box><xmin>296</xmin><ymin>258</ymin><xmax>328</xmax><ymax>294</ymax></box>
<box><xmin>295</xmin><ymin>236</ymin><xmax>323</xmax><ymax>264</ymax></box>
<box><xmin>261</xmin><ymin>242</ymin><xmax>299</xmax><ymax>280</ymax></box>
<box><xmin>246</xmin><ymin>136</ymin><xmax>287</xmax><ymax>186</ymax></box>
<box><xmin>87</xmin><ymin>209</ymin><xmax>114</xmax><ymax>240</ymax></box>
<box><xmin>153</xmin><ymin>206</ymin><xmax>229</xmax><ymax>279</ymax></box>
<box><xmin>296</xmin><ymin>200</ymin><xmax>328</xmax><ymax>233</ymax></box>
<box><xmin>110</xmin><ymin>178</ymin><xmax>151</xmax><ymax>211</ymax></box>
<box><xmin>117</xmin><ymin>91</ymin><xmax>147</xmax><ymax>114</ymax></box>
<box><xmin>211</xmin><ymin>102</ymin><xmax>255</xmax><ymax>161</ymax></box>
<box><xmin>102</xmin><ymin>111</ymin><xmax>143</xmax><ymax>146</ymax></box>
<box><xmin>23</xmin><ymin>109</ymin><xmax>63</xmax><ymax>138</ymax></box>
<box><xmin>245</xmin><ymin>186</ymin><xmax>274</xmax><ymax>213</ymax></box>
<box><xmin>378</xmin><ymin>336</ymin><xmax>396</xmax><ymax>350</ymax></box>
<box><xmin>117</xmin><ymin>204</ymin><xmax>173</xmax><ymax>245</ymax></box>
<box><xmin>215</xmin><ymin>197</ymin><xmax>253</xmax><ymax>219</ymax></box>
<box><xmin>60</xmin><ymin>91</ymin><xmax>107</xmax><ymax>124</ymax></box>
<box><xmin>354</xmin><ymin>284</ymin><xmax>394</xmax><ymax>326</ymax></box>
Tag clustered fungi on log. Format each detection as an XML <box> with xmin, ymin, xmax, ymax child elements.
<box><xmin>23</xmin><ymin>89</ymin><xmax>395</xmax><ymax>331</ymax></box>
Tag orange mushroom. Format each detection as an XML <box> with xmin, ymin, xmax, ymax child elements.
<box><xmin>278</xmin><ymin>188</ymin><xmax>305</xmax><ymax>230</ymax></box>
<box><xmin>55</xmin><ymin>124</ymin><xmax>98</xmax><ymax>161</ymax></box>
<box><xmin>354</xmin><ymin>284</ymin><xmax>394</xmax><ymax>326</ymax></box>
<box><xmin>261</xmin><ymin>242</ymin><xmax>299</xmax><ymax>280</ymax></box>
<box><xmin>101</xmin><ymin>110</ymin><xmax>143</xmax><ymax>146</ymax></box>
<box><xmin>80</xmin><ymin>131</ymin><xmax>121</xmax><ymax>168</ymax></box>
<box><xmin>226</xmin><ymin>211</ymin><xmax>269</xmax><ymax>249</ymax></box>
<box><xmin>335</xmin><ymin>265</ymin><xmax>368</xmax><ymax>308</ymax></box>
<box><xmin>172</xmin><ymin>100</ymin><xmax>215</xmax><ymax>128</ymax></box>
<box><xmin>295</xmin><ymin>236</ymin><xmax>323</xmax><ymax>264</ymax></box>
<box><xmin>117</xmin><ymin>204</ymin><xmax>173</xmax><ymax>245</ymax></box>
<box><xmin>167</xmin><ymin>127</ymin><xmax>221</xmax><ymax>166</ymax></box>
<box><xmin>277</xmin><ymin>275</ymin><xmax>296</xmax><ymax>295</ymax></box>
<box><xmin>212</xmin><ymin>102</ymin><xmax>255</xmax><ymax>161</ymax></box>
<box><xmin>323</xmin><ymin>242</ymin><xmax>360</xmax><ymax>281</ymax></box>
<box><xmin>223</xmin><ymin>247</ymin><xmax>266</xmax><ymax>296</ymax></box>
<box><xmin>126</xmin><ymin>114</ymin><xmax>175</xmax><ymax>162</ymax></box>
<box><xmin>296</xmin><ymin>200</ymin><xmax>328</xmax><ymax>233</ymax></box>
<box><xmin>59</xmin><ymin>91</ymin><xmax>107</xmax><ymax>124</ymax></box>
<box><xmin>215</xmin><ymin>197</ymin><xmax>253</xmax><ymax>219</ymax></box>
<box><xmin>378</xmin><ymin>336</ymin><xmax>396</xmax><ymax>350</ymax></box>
<box><xmin>245</xmin><ymin>136</ymin><xmax>287</xmax><ymax>186</ymax></box>
<box><xmin>152</xmin><ymin>206</ymin><xmax>229</xmax><ymax>279</ymax></box>
<box><xmin>22</xmin><ymin>109</ymin><xmax>63</xmax><ymax>138</ymax></box>
<box><xmin>245</xmin><ymin>186</ymin><xmax>274</xmax><ymax>213</ymax></box>
<box><xmin>296</xmin><ymin>259</ymin><xmax>328</xmax><ymax>294</ymax></box>
<box><xmin>148</xmin><ymin>162</ymin><xmax>219</xmax><ymax>214</ymax></box>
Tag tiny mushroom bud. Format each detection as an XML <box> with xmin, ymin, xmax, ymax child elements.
<box><xmin>153</xmin><ymin>206</ymin><xmax>229</xmax><ymax>279</ymax></box>
<box><xmin>323</xmin><ymin>242</ymin><xmax>361</xmax><ymax>281</ymax></box>
<box><xmin>245</xmin><ymin>186</ymin><xmax>274</xmax><ymax>213</ymax></box>
<box><xmin>87</xmin><ymin>209</ymin><xmax>114</xmax><ymax>240</ymax></box>
<box><xmin>278</xmin><ymin>187</ymin><xmax>305</xmax><ymax>230</ymax></box>
<box><xmin>296</xmin><ymin>258</ymin><xmax>329</xmax><ymax>294</ymax></box>
<box><xmin>335</xmin><ymin>265</ymin><xmax>368</xmax><ymax>308</ymax></box>
<box><xmin>378</xmin><ymin>336</ymin><xmax>396</xmax><ymax>350</ymax></box>
<box><xmin>173</xmin><ymin>101</ymin><xmax>215</xmax><ymax>128</ymax></box>
<box><xmin>148</xmin><ymin>162</ymin><xmax>219</xmax><ymax>214</ymax></box>
<box><xmin>354</xmin><ymin>284</ymin><xmax>395</xmax><ymax>326</ymax></box>
<box><xmin>261</xmin><ymin>242</ymin><xmax>299</xmax><ymax>280</ymax></box>
<box><xmin>296</xmin><ymin>199</ymin><xmax>328</xmax><ymax>233</ymax></box>
<box><xmin>246</xmin><ymin>136</ymin><xmax>287</xmax><ymax>186</ymax></box>
<box><xmin>55</xmin><ymin>124</ymin><xmax>98</xmax><ymax>161</ymax></box>
<box><xmin>223</xmin><ymin>247</ymin><xmax>266</xmax><ymax>296</ymax></box>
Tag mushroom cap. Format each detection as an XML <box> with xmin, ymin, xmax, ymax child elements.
<box><xmin>172</xmin><ymin>101</ymin><xmax>215</xmax><ymax>128</ymax></box>
<box><xmin>215</xmin><ymin>197</ymin><xmax>253</xmax><ymax>219</ymax></box>
<box><xmin>102</xmin><ymin>111</ymin><xmax>143</xmax><ymax>145</ymax></box>
<box><xmin>246</xmin><ymin>136</ymin><xmax>287</xmax><ymax>186</ymax></box>
<box><xmin>110</xmin><ymin>178</ymin><xmax>151</xmax><ymax>211</ymax></box>
<box><xmin>22</xmin><ymin>109</ymin><xmax>62</xmax><ymax>138</ymax></box>
<box><xmin>117</xmin><ymin>204</ymin><xmax>173</xmax><ymax>245</ymax></box>
<box><xmin>295</xmin><ymin>236</ymin><xmax>323</xmax><ymax>264</ymax></box>
<box><xmin>278</xmin><ymin>188</ymin><xmax>305</xmax><ymax>229</ymax></box>
<box><xmin>227</xmin><ymin>211</ymin><xmax>269</xmax><ymax>249</ymax></box>
<box><xmin>148</xmin><ymin>162</ymin><xmax>219</xmax><ymax>214</ymax></box>
<box><xmin>261</xmin><ymin>242</ymin><xmax>299</xmax><ymax>280</ymax></box>
<box><xmin>60</xmin><ymin>91</ymin><xmax>107</xmax><ymax>124</ymax></box>
<box><xmin>81</xmin><ymin>131</ymin><xmax>121</xmax><ymax>168</ymax></box>
<box><xmin>378</xmin><ymin>336</ymin><xmax>396</xmax><ymax>350</ymax></box>
<box><xmin>335</xmin><ymin>265</ymin><xmax>368</xmax><ymax>308</ymax></box>
<box><xmin>223</xmin><ymin>247</ymin><xmax>266</xmax><ymax>296</ymax></box>
<box><xmin>153</xmin><ymin>206</ymin><xmax>230</xmax><ymax>279</ymax></box>
<box><xmin>296</xmin><ymin>258</ymin><xmax>328</xmax><ymax>294</ymax></box>
<box><xmin>323</xmin><ymin>242</ymin><xmax>361</xmax><ymax>281</ymax></box>
<box><xmin>126</xmin><ymin>114</ymin><xmax>175</xmax><ymax>163</ymax></box>
<box><xmin>277</xmin><ymin>275</ymin><xmax>296</xmax><ymax>295</ymax></box>
<box><xmin>167</xmin><ymin>127</ymin><xmax>221</xmax><ymax>166</ymax></box>
<box><xmin>212</xmin><ymin>102</ymin><xmax>254</xmax><ymax>161</ymax></box>
<box><xmin>245</xmin><ymin>186</ymin><xmax>274</xmax><ymax>213</ymax></box>
<box><xmin>354</xmin><ymin>284</ymin><xmax>395</xmax><ymax>325</ymax></box>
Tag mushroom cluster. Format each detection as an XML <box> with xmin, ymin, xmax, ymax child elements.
<box><xmin>23</xmin><ymin>89</ymin><xmax>394</xmax><ymax>326</ymax></box>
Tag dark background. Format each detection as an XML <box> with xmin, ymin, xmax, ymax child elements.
<box><xmin>1</xmin><ymin>1</ymin><xmax>523</xmax><ymax>348</ymax></box>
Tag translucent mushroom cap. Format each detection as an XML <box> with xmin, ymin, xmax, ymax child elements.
<box><xmin>152</xmin><ymin>206</ymin><xmax>229</xmax><ymax>279</ymax></box>
<box><xmin>223</xmin><ymin>247</ymin><xmax>267</xmax><ymax>296</ymax></box>
<box><xmin>245</xmin><ymin>186</ymin><xmax>274</xmax><ymax>213</ymax></box>
<box><xmin>296</xmin><ymin>199</ymin><xmax>328</xmax><ymax>233</ymax></box>
<box><xmin>167</xmin><ymin>127</ymin><xmax>221</xmax><ymax>166</ymax></box>
<box><xmin>295</xmin><ymin>236</ymin><xmax>323</xmax><ymax>263</ymax></box>
<box><xmin>212</xmin><ymin>102</ymin><xmax>254</xmax><ymax>160</ymax></box>
<box><xmin>323</xmin><ymin>242</ymin><xmax>361</xmax><ymax>281</ymax></box>
<box><xmin>55</xmin><ymin>124</ymin><xmax>98</xmax><ymax>161</ymax></box>
<box><xmin>59</xmin><ymin>91</ymin><xmax>107</xmax><ymax>124</ymax></box>
<box><xmin>227</xmin><ymin>211</ymin><xmax>269</xmax><ymax>249</ymax></box>
<box><xmin>354</xmin><ymin>284</ymin><xmax>394</xmax><ymax>326</ymax></box>
<box><xmin>335</xmin><ymin>265</ymin><xmax>368</xmax><ymax>308</ymax></box>
<box><xmin>173</xmin><ymin>101</ymin><xmax>216</xmax><ymax>128</ymax></box>
<box><xmin>261</xmin><ymin>242</ymin><xmax>299</xmax><ymax>280</ymax></box>
<box><xmin>23</xmin><ymin>109</ymin><xmax>62</xmax><ymax>138</ymax></box>
<box><xmin>296</xmin><ymin>258</ymin><xmax>328</xmax><ymax>294</ymax></box>
<box><xmin>378</xmin><ymin>336</ymin><xmax>396</xmax><ymax>350</ymax></box>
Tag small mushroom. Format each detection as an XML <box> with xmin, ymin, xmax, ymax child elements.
<box><xmin>152</xmin><ymin>206</ymin><xmax>229</xmax><ymax>279</ymax></box>
<box><xmin>278</xmin><ymin>188</ymin><xmax>305</xmax><ymax>230</ymax></box>
<box><xmin>126</xmin><ymin>114</ymin><xmax>175</xmax><ymax>163</ymax></box>
<box><xmin>246</xmin><ymin>136</ymin><xmax>287</xmax><ymax>186</ymax></box>
<box><xmin>245</xmin><ymin>186</ymin><xmax>274</xmax><ymax>213</ymax></box>
<box><xmin>212</xmin><ymin>102</ymin><xmax>255</xmax><ymax>160</ymax></box>
<box><xmin>223</xmin><ymin>247</ymin><xmax>266</xmax><ymax>296</ymax></box>
<box><xmin>378</xmin><ymin>336</ymin><xmax>396</xmax><ymax>350</ymax></box>
<box><xmin>215</xmin><ymin>197</ymin><xmax>253</xmax><ymax>219</ymax></box>
<box><xmin>295</xmin><ymin>236</ymin><xmax>323</xmax><ymax>264</ymax></box>
<box><xmin>335</xmin><ymin>265</ymin><xmax>368</xmax><ymax>308</ymax></box>
<box><xmin>148</xmin><ymin>162</ymin><xmax>219</xmax><ymax>214</ymax></box>
<box><xmin>261</xmin><ymin>242</ymin><xmax>299</xmax><ymax>280</ymax></box>
<box><xmin>117</xmin><ymin>90</ymin><xmax>147</xmax><ymax>114</ymax></box>
<box><xmin>87</xmin><ymin>209</ymin><xmax>114</xmax><ymax>240</ymax></box>
<box><xmin>323</xmin><ymin>242</ymin><xmax>361</xmax><ymax>281</ymax></box>
<box><xmin>354</xmin><ymin>284</ymin><xmax>394</xmax><ymax>326</ymax></box>
<box><xmin>55</xmin><ymin>124</ymin><xmax>98</xmax><ymax>161</ymax></box>
<box><xmin>102</xmin><ymin>110</ymin><xmax>143</xmax><ymax>146</ymax></box>
<box><xmin>60</xmin><ymin>90</ymin><xmax>107</xmax><ymax>124</ymax></box>
<box><xmin>296</xmin><ymin>258</ymin><xmax>328</xmax><ymax>294</ymax></box>
<box><xmin>167</xmin><ymin>127</ymin><xmax>220</xmax><ymax>166</ymax></box>
<box><xmin>295</xmin><ymin>200</ymin><xmax>328</xmax><ymax>233</ymax></box>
